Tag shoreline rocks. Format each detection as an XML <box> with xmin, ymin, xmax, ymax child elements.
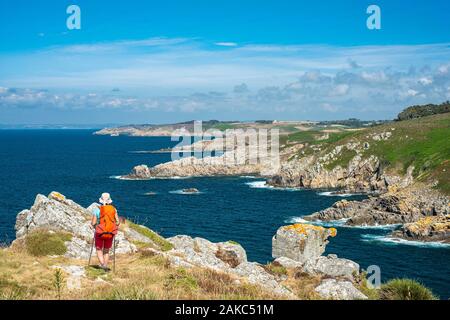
<box><xmin>123</xmin><ymin>156</ymin><xmax>267</xmax><ymax>179</ymax></box>
<box><xmin>304</xmin><ymin>187</ymin><xmax>449</xmax><ymax>228</ymax></box>
<box><xmin>391</xmin><ymin>215</ymin><xmax>450</xmax><ymax>243</ymax></box>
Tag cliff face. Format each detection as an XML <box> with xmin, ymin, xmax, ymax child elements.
<box><xmin>8</xmin><ymin>192</ymin><xmax>369</xmax><ymax>300</ymax></box>
<box><xmin>269</xmin><ymin>139</ymin><xmax>416</xmax><ymax>194</ymax></box>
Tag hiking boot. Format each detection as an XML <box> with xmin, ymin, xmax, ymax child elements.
<box><xmin>99</xmin><ymin>264</ymin><xmax>111</xmax><ymax>272</ymax></box>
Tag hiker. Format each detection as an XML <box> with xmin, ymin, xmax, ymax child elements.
<box><xmin>91</xmin><ymin>193</ymin><xmax>120</xmax><ymax>271</ymax></box>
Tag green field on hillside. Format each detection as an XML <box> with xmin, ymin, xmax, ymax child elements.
<box><xmin>285</xmin><ymin>113</ymin><xmax>450</xmax><ymax>194</ymax></box>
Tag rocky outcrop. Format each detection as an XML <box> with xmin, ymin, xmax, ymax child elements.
<box><xmin>272</xmin><ymin>224</ymin><xmax>336</xmax><ymax>263</ymax></box>
<box><xmin>123</xmin><ymin>155</ymin><xmax>267</xmax><ymax>179</ymax></box>
<box><xmin>269</xmin><ymin>128</ymin><xmax>415</xmax><ymax>194</ymax></box>
<box><xmin>165</xmin><ymin>235</ymin><xmax>293</xmax><ymax>297</ymax></box>
<box><xmin>391</xmin><ymin>215</ymin><xmax>450</xmax><ymax>243</ymax></box>
<box><xmin>271</xmin><ymin>223</ymin><xmax>366</xmax><ymax>299</ymax></box>
<box><xmin>304</xmin><ymin>186</ymin><xmax>449</xmax><ymax>227</ymax></box>
<box><xmin>269</xmin><ymin>151</ymin><xmax>415</xmax><ymax>194</ymax></box>
<box><xmin>269</xmin><ymin>154</ymin><xmax>385</xmax><ymax>193</ymax></box>
<box><xmin>14</xmin><ymin>192</ymin><xmax>138</xmax><ymax>259</ymax></box>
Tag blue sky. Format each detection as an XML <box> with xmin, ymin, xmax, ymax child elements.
<box><xmin>0</xmin><ymin>0</ymin><xmax>449</xmax><ymax>124</ymax></box>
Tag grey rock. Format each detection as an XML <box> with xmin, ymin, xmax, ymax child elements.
<box><xmin>315</xmin><ymin>278</ymin><xmax>367</xmax><ymax>300</ymax></box>
<box><xmin>167</xmin><ymin>235</ymin><xmax>291</xmax><ymax>297</ymax></box>
<box><xmin>216</xmin><ymin>242</ymin><xmax>247</xmax><ymax>268</ymax></box>
<box><xmin>273</xmin><ymin>256</ymin><xmax>303</xmax><ymax>269</ymax></box>
<box><xmin>303</xmin><ymin>254</ymin><xmax>359</xmax><ymax>280</ymax></box>
<box><xmin>65</xmin><ymin>237</ymin><xmax>91</xmax><ymax>260</ymax></box>
<box><xmin>272</xmin><ymin>224</ymin><xmax>334</xmax><ymax>264</ymax></box>
<box><xmin>233</xmin><ymin>262</ymin><xmax>295</xmax><ymax>298</ymax></box>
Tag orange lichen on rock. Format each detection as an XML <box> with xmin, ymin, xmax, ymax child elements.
<box><xmin>283</xmin><ymin>223</ymin><xmax>337</xmax><ymax>237</ymax></box>
<box><xmin>408</xmin><ymin>215</ymin><xmax>450</xmax><ymax>233</ymax></box>
<box><xmin>50</xmin><ymin>191</ymin><xmax>66</xmax><ymax>201</ymax></box>
<box><xmin>329</xmin><ymin>227</ymin><xmax>337</xmax><ymax>237</ymax></box>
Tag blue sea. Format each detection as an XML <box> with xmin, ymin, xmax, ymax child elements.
<box><xmin>0</xmin><ymin>130</ymin><xmax>449</xmax><ymax>299</ymax></box>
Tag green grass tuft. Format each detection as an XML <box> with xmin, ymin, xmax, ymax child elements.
<box><xmin>0</xmin><ymin>277</ymin><xmax>30</xmax><ymax>300</ymax></box>
<box><xmin>379</xmin><ymin>278</ymin><xmax>438</xmax><ymax>300</ymax></box>
<box><xmin>127</xmin><ymin>221</ymin><xmax>173</xmax><ymax>252</ymax></box>
<box><xmin>265</xmin><ymin>263</ymin><xmax>288</xmax><ymax>276</ymax></box>
<box><xmin>165</xmin><ymin>268</ymin><xmax>199</xmax><ymax>291</ymax></box>
<box><xmin>25</xmin><ymin>229</ymin><xmax>72</xmax><ymax>257</ymax></box>
<box><xmin>96</xmin><ymin>286</ymin><xmax>158</xmax><ymax>300</ymax></box>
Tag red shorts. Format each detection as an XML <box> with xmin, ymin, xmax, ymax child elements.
<box><xmin>95</xmin><ymin>233</ymin><xmax>114</xmax><ymax>250</ymax></box>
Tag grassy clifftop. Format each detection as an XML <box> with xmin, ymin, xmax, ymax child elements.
<box><xmin>284</xmin><ymin>113</ymin><xmax>450</xmax><ymax>194</ymax></box>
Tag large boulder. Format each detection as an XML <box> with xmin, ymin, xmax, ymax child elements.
<box><xmin>272</xmin><ymin>224</ymin><xmax>336</xmax><ymax>264</ymax></box>
<box><xmin>166</xmin><ymin>235</ymin><xmax>293</xmax><ymax>298</ymax></box>
<box><xmin>303</xmin><ymin>254</ymin><xmax>360</xmax><ymax>280</ymax></box>
<box><xmin>16</xmin><ymin>192</ymin><xmax>93</xmax><ymax>240</ymax></box>
<box><xmin>167</xmin><ymin>236</ymin><xmax>247</xmax><ymax>270</ymax></box>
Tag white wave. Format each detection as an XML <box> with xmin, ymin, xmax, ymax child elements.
<box><xmin>109</xmin><ymin>175</ymin><xmax>147</xmax><ymax>181</ymax></box>
<box><xmin>169</xmin><ymin>189</ymin><xmax>202</xmax><ymax>195</ymax></box>
<box><xmin>239</xmin><ymin>175</ymin><xmax>260</xmax><ymax>179</ymax></box>
<box><xmin>129</xmin><ymin>150</ymin><xmax>153</xmax><ymax>154</ymax></box>
<box><xmin>109</xmin><ymin>175</ymin><xmax>190</xmax><ymax>181</ymax></box>
<box><xmin>286</xmin><ymin>217</ymin><xmax>349</xmax><ymax>227</ymax></box>
<box><xmin>317</xmin><ymin>191</ymin><xmax>363</xmax><ymax>197</ymax></box>
<box><xmin>286</xmin><ymin>216</ymin><xmax>399</xmax><ymax>230</ymax></box>
<box><xmin>245</xmin><ymin>181</ymin><xmax>303</xmax><ymax>191</ymax></box>
<box><xmin>246</xmin><ymin>181</ymin><xmax>272</xmax><ymax>189</ymax></box>
<box><xmin>349</xmin><ymin>223</ymin><xmax>401</xmax><ymax>230</ymax></box>
<box><xmin>360</xmin><ymin>234</ymin><xmax>450</xmax><ymax>248</ymax></box>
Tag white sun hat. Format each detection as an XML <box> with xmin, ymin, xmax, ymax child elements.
<box><xmin>99</xmin><ymin>193</ymin><xmax>113</xmax><ymax>205</ymax></box>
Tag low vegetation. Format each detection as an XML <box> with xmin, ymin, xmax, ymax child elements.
<box><xmin>0</xmin><ymin>245</ymin><xmax>441</xmax><ymax>300</ymax></box>
<box><xmin>397</xmin><ymin>101</ymin><xmax>450</xmax><ymax>121</ymax></box>
<box><xmin>126</xmin><ymin>220</ymin><xmax>174</xmax><ymax>251</ymax></box>
<box><xmin>379</xmin><ymin>278</ymin><xmax>438</xmax><ymax>300</ymax></box>
<box><xmin>25</xmin><ymin>229</ymin><xmax>72</xmax><ymax>257</ymax></box>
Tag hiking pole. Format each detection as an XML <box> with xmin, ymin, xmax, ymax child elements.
<box><xmin>87</xmin><ymin>231</ymin><xmax>95</xmax><ymax>267</ymax></box>
<box><xmin>113</xmin><ymin>237</ymin><xmax>116</xmax><ymax>273</ymax></box>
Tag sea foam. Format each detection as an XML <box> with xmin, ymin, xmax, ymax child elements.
<box><xmin>169</xmin><ymin>189</ymin><xmax>202</xmax><ymax>195</ymax></box>
<box><xmin>245</xmin><ymin>181</ymin><xmax>302</xmax><ymax>191</ymax></box>
<box><xmin>317</xmin><ymin>191</ymin><xmax>363</xmax><ymax>197</ymax></box>
<box><xmin>360</xmin><ymin>234</ymin><xmax>450</xmax><ymax>248</ymax></box>
<box><xmin>286</xmin><ymin>216</ymin><xmax>400</xmax><ymax>230</ymax></box>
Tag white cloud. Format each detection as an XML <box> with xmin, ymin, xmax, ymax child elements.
<box><xmin>1</xmin><ymin>39</ymin><xmax>450</xmax><ymax>119</ymax></box>
<box><xmin>215</xmin><ymin>42</ymin><xmax>238</xmax><ymax>47</ymax></box>
<box><xmin>406</xmin><ymin>89</ymin><xmax>419</xmax><ymax>97</ymax></box>
<box><xmin>419</xmin><ymin>77</ymin><xmax>433</xmax><ymax>86</ymax></box>
<box><xmin>331</xmin><ymin>84</ymin><xmax>350</xmax><ymax>96</ymax></box>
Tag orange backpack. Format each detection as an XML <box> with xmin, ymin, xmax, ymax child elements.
<box><xmin>95</xmin><ymin>205</ymin><xmax>118</xmax><ymax>239</ymax></box>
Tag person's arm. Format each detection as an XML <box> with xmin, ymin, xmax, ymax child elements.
<box><xmin>91</xmin><ymin>214</ymin><xmax>97</xmax><ymax>227</ymax></box>
<box><xmin>91</xmin><ymin>206</ymin><xmax>100</xmax><ymax>227</ymax></box>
